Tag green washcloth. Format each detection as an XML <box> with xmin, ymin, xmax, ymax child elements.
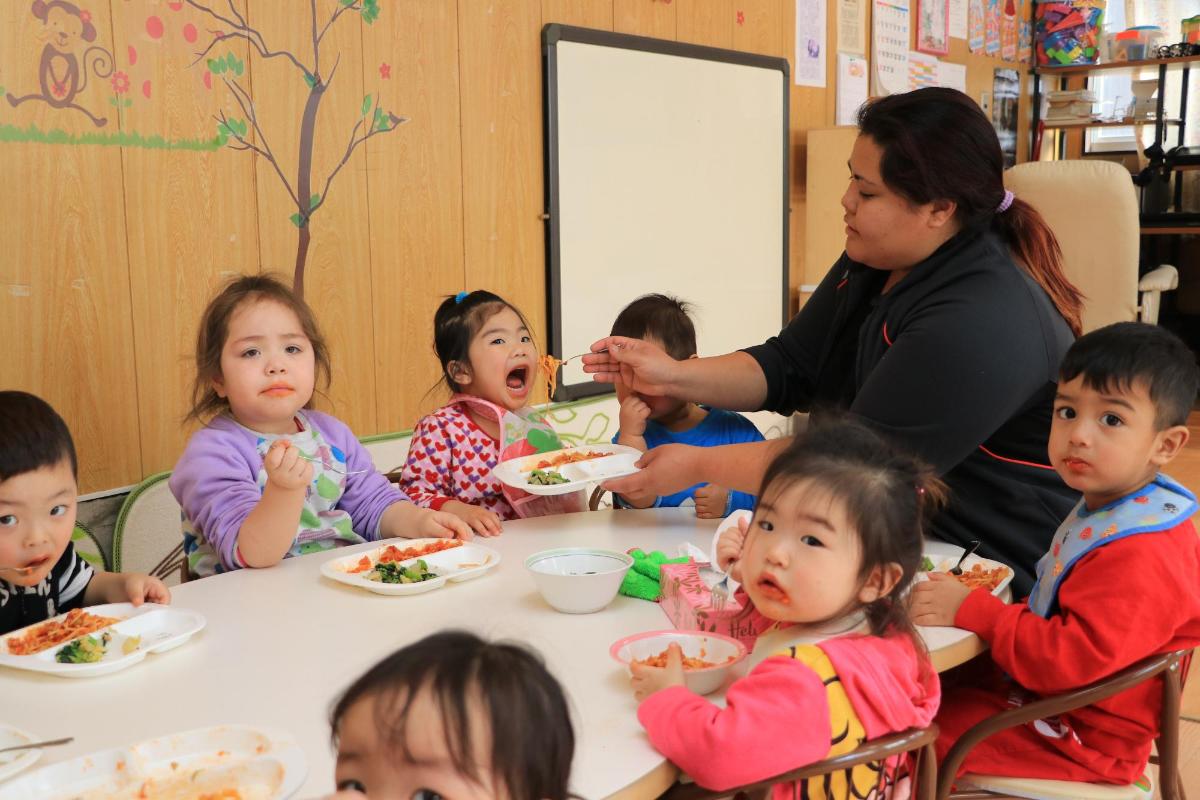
<box><xmin>620</xmin><ymin>549</ymin><xmax>690</xmax><ymax>601</ymax></box>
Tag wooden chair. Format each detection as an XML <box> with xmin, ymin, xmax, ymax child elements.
<box><xmin>938</xmin><ymin>649</ymin><xmax>1190</xmax><ymax>800</ymax></box>
<box><xmin>659</xmin><ymin>725</ymin><xmax>940</xmax><ymax>800</ymax></box>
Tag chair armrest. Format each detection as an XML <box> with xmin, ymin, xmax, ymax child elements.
<box><xmin>661</xmin><ymin>726</ymin><xmax>939</xmax><ymax>800</ymax></box>
<box><xmin>937</xmin><ymin>650</ymin><xmax>1185</xmax><ymax>799</ymax></box>
<box><xmin>1139</xmin><ymin>264</ymin><xmax>1179</xmax><ymax>292</ymax></box>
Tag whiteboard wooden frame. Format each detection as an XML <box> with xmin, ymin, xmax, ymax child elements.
<box><xmin>542</xmin><ymin>25</ymin><xmax>790</xmax><ymax>400</ymax></box>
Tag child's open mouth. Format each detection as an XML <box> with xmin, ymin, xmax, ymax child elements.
<box><xmin>756</xmin><ymin>575</ymin><xmax>790</xmax><ymax>604</ymax></box>
<box><xmin>506</xmin><ymin>366</ymin><xmax>529</xmax><ymax>396</ymax></box>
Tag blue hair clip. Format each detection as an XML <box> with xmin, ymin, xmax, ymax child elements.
<box><xmin>454</xmin><ymin>291</ymin><xmax>469</xmax><ymax>304</ymax></box>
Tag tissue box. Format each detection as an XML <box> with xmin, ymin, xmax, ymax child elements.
<box><xmin>658</xmin><ymin>560</ymin><xmax>773</xmax><ymax>648</ymax></box>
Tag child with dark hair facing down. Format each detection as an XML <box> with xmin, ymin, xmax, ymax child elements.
<box><xmin>0</xmin><ymin>391</ymin><xmax>170</xmax><ymax>635</ymax></box>
<box><xmin>610</xmin><ymin>294</ymin><xmax>764</xmax><ymax>518</ymax></box>
<box><xmin>912</xmin><ymin>322</ymin><xmax>1200</xmax><ymax>787</ymax></box>
<box><xmin>632</xmin><ymin>418</ymin><xmax>941</xmax><ymax>797</ymax></box>
<box><xmin>328</xmin><ymin>630</ymin><xmax>574</xmax><ymax>800</ymax></box>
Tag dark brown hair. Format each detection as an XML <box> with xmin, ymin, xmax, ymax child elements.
<box><xmin>432</xmin><ymin>290</ymin><xmax>532</xmax><ymax>394</ymax></box>
<box><xmin>857</xmin><ymin>88</ymin><xmax>1084</xmax><ymax>336</ymax></box>
<box><xmin>330</xmin><ymin>630</ymin><xmax>574</xmax><ymax>800</ymax></box>
<box><xmin>0</xmin><ymin>391</ymin><xmax>77</xmax><ymax>481</ymax></box>
<box><xmin>610</xmin><ymin>293</ymin><xmax>698</xmax><ymax>361</ymax></box>
<box><xmin>755</xmin><ymin>417</ymin><xmax>946</xmax><ymax>661</ymax></box>
<box><xmin>187</xmin><ymin>274</ymin><xmax>331</xmax><ymax>423</ymax></box>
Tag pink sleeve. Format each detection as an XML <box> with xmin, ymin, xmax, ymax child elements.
<box><xmin>398</xmin><ymin>413</ymin><xmax>456</xmax><ymax>509</ymax></box>
<box><xmin>636</xmin><ymin>656</ymin><xmax>832</xmax><ymax>790</ymax></box>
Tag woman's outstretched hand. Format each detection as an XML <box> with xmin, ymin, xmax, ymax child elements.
<box><xmin>581</xmin><ymin>336</ymin><xmax>680</xmax><ymax>398</ymax></box>
<box><xmin>603</xmin><ymin>444</ymin><xmax>703</xmax><ymax>500</ymax></box>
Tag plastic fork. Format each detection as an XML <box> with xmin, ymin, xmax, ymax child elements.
<box><xmin>297</xmin><ymin>454</ymin><xmax>370</xmax><ymax>475</ymax></box>
<box><xmin>951</xmin><ymin>540</ymin><xmax>982</xmax><ymax>575</ymax></box>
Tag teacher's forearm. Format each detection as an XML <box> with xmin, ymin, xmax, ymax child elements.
<box><xmin>669</xmin><ymin>352</ymin><xmax>769</xmax><ymax>411</ymax></box>
<box><xmin>693</xmin><ymin>438</ymin><xmax>791</xmax><ymax>495</ymax></box>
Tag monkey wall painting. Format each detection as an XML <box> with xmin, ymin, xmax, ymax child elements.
<box><xmin>6</xmin><ymin>0</ymin><xmax>115</xmax><ymax>127</ymax></box>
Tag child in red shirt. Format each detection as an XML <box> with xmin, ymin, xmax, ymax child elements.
<box><xmin>911</xmin><ymin>321</ymin><xmax>1200</xmax><ymax>785</ymax></box>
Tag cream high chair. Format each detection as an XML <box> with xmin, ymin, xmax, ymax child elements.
<box><xmin>1003</xmin><ymin>160</ymin><xmax>1178</xmax><ymax>331</ymax></box>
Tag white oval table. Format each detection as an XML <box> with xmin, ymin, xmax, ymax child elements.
<box><xmin>0</xmin><ymin>508</ymin><xmax>993</xmax><ymax>799</ymax></box>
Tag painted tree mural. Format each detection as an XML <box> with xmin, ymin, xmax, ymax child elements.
<box><xmin>184</xmin><ymin>0</ymin><xmax>407</xmax><ymax>295</ymax></box>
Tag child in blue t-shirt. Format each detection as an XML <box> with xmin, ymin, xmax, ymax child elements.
<box><xmin>610</xmin><ymin>294</ymin><xmax>764</xmax><ymax>518</ymax></box>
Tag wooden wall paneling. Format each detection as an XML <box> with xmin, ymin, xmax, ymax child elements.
<box><xmin>0</xmin><ymin>2</ymin><xmax>143</xmax><ymax>493</ymax></box>
<box><xmin>111</xmin><ymin>2</ymin><xmax>261</xmax><ymax>477</ymax></box>
<box><xmin>541</xmin><ymin>0</ymin><xmax>615</xmax><ymax>30</ymax></box>
<box><xmin>676</xmin><ymin>0</ymin><xmax>734</xmax><ymax>49</ymax></box>
<box><xmin>362</xmin><ymin>0</ymin><xmax>467</xmax><ymax>431</ymax></box>
<box><xmin>732</xmin><ymin>0</ymin><xmax>786</xmax><ymax>59</ymax></box>
<box><xmin>457</xmin><ymin>1</ymin><xmax>547</xmax><ymax>348</ymax></box>
<box><xmin>614</xmin><ymin>0</ymin><xmax>676</xmax><ymax>39</ymax></box>
<box><xmin>244</xmin><ymin>0</ymin><xmax>379</xmax><ymax>434</ymax></box>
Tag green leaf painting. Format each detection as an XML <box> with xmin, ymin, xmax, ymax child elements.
<box><xmin>290</xmin><ymin>212</ymin><xmax>307</xmax><ymax>228</ymax></box>
<box><xmin>361</xmin><ymin>94</ymin><xmax>372</xmax><ymax>116</ymax></box>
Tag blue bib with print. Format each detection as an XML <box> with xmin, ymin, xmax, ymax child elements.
<box><xmin>1028</xmin><ymin>474</ymin><xmax>1195</xmax><ymax>618</ymax></box>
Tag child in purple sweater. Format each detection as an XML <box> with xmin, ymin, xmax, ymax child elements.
<box><xmin>170</xmin><ymin>276</ymin><xmax>469</xmax><ymax>579</ymax></box>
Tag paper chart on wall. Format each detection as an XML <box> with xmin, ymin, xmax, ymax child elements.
<box><xmin>872</xmin><ymin>0</ymin><xmax>910</xmax><ymax>96</ymax></box>
<box><xmin>917</xmin><ymin>0</ymin><xmax>950</xmax><ymax>54</ymax></box>
<box><xmin>938</xmin><ymin>60</ymin><xmax>967</xmax><ymax>92</ymax></box>
<box><xmin>949</xmin><ymin>0</ymin><xmax>968</xmax><ymax>39</ymax></box>
<box><xmin>837</xmin><ymin>53</ymin><xmax>869</xmax><ymax>124</ymax></box>
<box><xmin>794</xmin><ymin>0</ymin><xmax>828</xmax><ymax>86</ymax></box>
<box><xmin>985</xmin><ymin>0</ymin><xmax>1001</xmax><ymax>55</ymax></box>
<box><xmin>1001</xmin><ymin>0</ymin><xmax>1018</xmax><ymax>61</ymax></box>
<box><xmin>968</xmin><ymin>0</ymin><xmax>985</xmax><ymax>52</ymax></box>
<box><xmin>908</xmin><ymin>51</ymin><xmax>939</xmax><ymax>89</ymax></box>
<box><xmin>838</xmin><ymin>0</ymin><xmax>867</xmax><ymax>54</ymax></box>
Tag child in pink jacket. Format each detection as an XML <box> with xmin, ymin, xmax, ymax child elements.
<box><xmin>632</xmin><ymin>420</ymin><xmax>941</xmax><ymax>799</ymax></box>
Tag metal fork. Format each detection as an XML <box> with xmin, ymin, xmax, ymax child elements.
<box><xmin>297</xmin><ymin>454</ymin><xmax>371</xmax><ymax>475</ymax></box>
<box><xmin>0</xmin><ymin>737</ymin><xmax>73</xmax><ymax>755</ymax></box>
<box><xmin>710</xmin><ymin>573</ymin><xmax>732</xmax><ymax>612</ymax></box>
<box><xmin>950</xmin><ymin>540</ymin><xmax>981</xmax><ymax>575</ymax></box>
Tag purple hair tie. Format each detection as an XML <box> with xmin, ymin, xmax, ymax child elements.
<box><xmin>996</xmin><ymin>189</ymin><xmax>1015</xmax><ymax>214</ymax></box>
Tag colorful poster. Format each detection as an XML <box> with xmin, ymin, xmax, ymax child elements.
<box><xmin>908</xmin><ymin>51</ymin><xmax>940</xmax><ymax>89</ymax></box>
<box><xmin>917</xmin><ymin>0</ymin><xmax>951</xmax><ymax>54</ymax></box>
<box><xmin>838</xmin><ymin>0</ymin><xmax>867</xmax><ymax>54</ymax></box>
<box><xmin>993</xmin><ymin>68</ymin><xmax>1019</xmax><ymax>167</ymax></box>
<box><xmin>968</xmin><ymin>0</ymin><xmax>985</xmax><ymax>52</ymax></box>
<box><xmin>837</xmin><ymin>53</ymin><xmax>869</xmax><ymax>124</ymax></box>
<box><xmin>872</xmin><ymin>0</ymin><xmax>911</xmax><ymax>95</ymax></box>
<box><xmin>1001</xmin><ymin>0</ymin><xmax>1018</xmax><ymax>61</ymax></box>
<box><xmin>986</xmin><ymin>0</ymin><xmax>1001</xmax><ymax>55</ymax></box>
<box><xmin>949</xmin><ymin>0</ymin><xmax>969</xmax><ymax>39</ymax></box>
<box><xmin>795</xmin><ymin>0</ymin><xmax>829</xmax><ymax>86</ymax></box>
<box><xmin>1018</xmin><ymin>20</ymin><xmax>1032</xmax><ymax>63</ymax></box>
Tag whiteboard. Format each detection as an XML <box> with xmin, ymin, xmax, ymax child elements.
<box><xmin>543</xmin><ymin>25</ymin><xmax>790</xmax><ymax>400</ymax></box>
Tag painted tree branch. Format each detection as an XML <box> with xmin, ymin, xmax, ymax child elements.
<box><xmin>221</xmin><ymin>77</ymin><xmax>302</xmax><ymax>211</ymax></box>
<box><xmin>185</xmin><ymin>0</ymin><xmax>309</xmax><ymax>78</ymax></box>
<box><xmin>312</xmin><ymin>110</ymin><xmax>407</xmax><ymax>216</ymax></box>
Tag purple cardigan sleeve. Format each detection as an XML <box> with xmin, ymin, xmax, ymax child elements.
<box><xmin>306</xmin><ymin>411</ymin><xmax>411</xmax><ymax>540</ymax></box>
<box><xmin>168</xmin><ymin>418</ymin><xmax>265</xmax><ymax>570</ymax></box>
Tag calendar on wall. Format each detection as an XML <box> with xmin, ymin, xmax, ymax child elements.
<box><xmin>873</xmin><ymin>0</ymin><xmax>911</xmax><ymax>95</ymax></box>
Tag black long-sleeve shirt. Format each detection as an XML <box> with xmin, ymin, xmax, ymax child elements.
<box><xmin>745</xmin><ymin>226</ymin><xmax>1078</xmax><ymax>593</ymax></box>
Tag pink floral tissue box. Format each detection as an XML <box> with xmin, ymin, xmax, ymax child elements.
<box><xmin>658</xmin><ymin>559</ymin><xmax>772</xmax><ymax>648</ymax></box>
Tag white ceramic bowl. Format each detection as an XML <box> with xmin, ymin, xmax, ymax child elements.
<box><xmin>525</xmin><ymin>548</ymin><xmax>634</xmax><ymax>614</ymax></box>
<box><xmin>610</xmin><ymin>630</ymin><xmax>747</xmax><ymax>695</ymax></box>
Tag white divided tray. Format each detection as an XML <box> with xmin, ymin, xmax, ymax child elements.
<box><xmin>321</xmin><ymin>539</ymin><xmax>502</xmax><ymax>596</ymax></box>
<box><xmin>0</xmin><ymin>725</ymin><xmax>305</xmax><ymax>799</ymax></box>
<box><xmin>917</xmin><ymin>553</ymin><xmax>1015</xmax><ymax>598</ymax></box>
<box><xmin>0</xmin><ymin>725</ymin><xmax>41</xmax><ymax>784</ymax></box>
<box><xmin>0</xmin><ymin>603</ymin><xmax>205</xmax><ymax>678</ymax></box>
<box><xmin>492</xmin><ymin>443</ymin><xmax>642</xmax><ymax>495</ymax></box>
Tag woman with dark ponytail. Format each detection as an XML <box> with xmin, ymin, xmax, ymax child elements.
<box><xmin>587</xmin><ymin>88</ymin><xmax>1081</xmax><ymax>593</ymax></box>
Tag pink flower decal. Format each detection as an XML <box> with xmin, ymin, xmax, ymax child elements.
<box><xmin>379</xmin><ymin>62</ymin><xmax>391</xmax><ymax>79</ymax></box>
<box><xmin>110</xmin><ymin>71</ymin><xmax>131</xmax><ymax>95</ymax></box>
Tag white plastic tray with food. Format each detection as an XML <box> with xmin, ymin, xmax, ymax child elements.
<box><xmin>492</xmin><ymin>443</ymin><xmax>642</xmax><ymax>496</ymax></box>
<box><xmin>320</xmin><ymin>538</ymin><xmax>502</xmax><ymax>596</ymax></box>
<box><xmin>916</xmin><ymin>552</ymin><xmax>1015</xmax><ymax>597</ymax></box>
<box><xmin>0</xmin><ymin>725</ymin><xmax>42</xmax><ymax>784</ymax></box>
<box><xmin>0</xmin><ymin>603</ymin><xmax>205</xmax><ymax>679</ymax></box>
<box><xmin>0</xmin><ymin>724</ymin><xmax>305</xmax><ymax>800</ymax></box>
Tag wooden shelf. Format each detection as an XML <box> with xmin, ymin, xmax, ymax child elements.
<box><xmin>1033</xmin><ymin>54</ymin><xmax>1200</xmax><ymax>76</ymax></box>
<box><xmin>1043</xmin><ymin>118</ymin><xmax>1181</xmax><ymax>129</ymax></box>
<box><xmin>1140</xmin><ymin>226</ymin><xmax>1200</xmax><ymax>235</ymax></box>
